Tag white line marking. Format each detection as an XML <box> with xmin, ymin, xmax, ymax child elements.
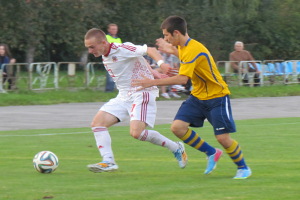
<box><xmin>0</xmin><ymin>121</ymin><xmax>299</xmax><ymax>137</ymax></box>
<box><xmin>0</xmin><ymin>131</ymin><xmax>89</xmax><ymax>137</ymax></box>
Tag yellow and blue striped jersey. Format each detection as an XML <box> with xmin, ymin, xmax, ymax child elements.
<box><xmin>178</xmin><ymin>38</ymin><xmax>230</xmax><ymax>100</ymax></box>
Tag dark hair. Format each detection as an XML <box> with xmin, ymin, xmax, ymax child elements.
<box><xmin>160</xmin><ymin>16</ymin><xmax>187</xmax><ymax>36</ymax></box>
<box><xmin>0</xmin><ymin>43</ymin><xmax>12</xmax><ymax>58</ymax></box>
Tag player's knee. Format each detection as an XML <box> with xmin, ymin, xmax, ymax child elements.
<box><xmin>91</xmin><ymin>118</ymin><xmax>114</xmax><ymax>128</ymax></box>
<box><xmin>130</xmin><ymin>129</ymin><xmax>141</xmax><ymax>139</ymax></box>
<box><xmin>91</xmin><ymin>121</ymin><xmax>101</xmax><ymax>127</ymax></box>
<box><xmin>215</xmin><ymin>133</ymin><xmax>232</xmax><ymax>148</ymax></box>
<box><xmin>171</xmin><ymin>120</ymin><xmax>189</xmax><ymax>137</ymax></box>
<box><xmin>170</xmin><ymin>124</ymin><xmax>178</xmax><ymax>134</ymax></box>
<box><xmin>171</xmin><ymin>123</ymin><xmax>183</xmax><ymax>136</ymax></box>
<box><xmin>216</xmin><ymin>136</ymin><xmax>224</xmax><ymax>144</ymax></box>
<box><xmin>90</xmin><ymin>121</ymin><xmax>95</xmax><ymax>127</ymax></box>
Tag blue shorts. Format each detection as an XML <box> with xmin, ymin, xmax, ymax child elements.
<box><xmin>174</xmin><ymin>95</ymin><xmax>236</xmax><ymax>135</ymax></box>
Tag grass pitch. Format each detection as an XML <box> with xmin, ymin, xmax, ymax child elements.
<box><xmin>0</xmin><ymin>118</ymin><xmax>299</xmax><ymax>200</ymax></box>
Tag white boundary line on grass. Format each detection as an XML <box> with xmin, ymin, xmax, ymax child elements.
<box><xmin>0</xmin><ymin>131</ymin><xmax>89</xmax><ymax>137</ymax></box>
<box><xmin>0</xmin><ymin>121</ymin><xmax>299</xmax><ymax>137</ymax></box>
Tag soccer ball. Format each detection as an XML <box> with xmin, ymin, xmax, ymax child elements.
<box><xmin>33</xmin><ymin>151</ymin><xmax>59</xmax><ymax>173</ymax></box>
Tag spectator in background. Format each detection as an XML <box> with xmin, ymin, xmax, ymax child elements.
<box><xmin>105</xmin><ymin>23</ymin><xmax>122</xmax><ymax>92</ymax></box>
<box><xmin>0</xmin><ymin>44</ymin><xmax>16</xmax><ymax>90</ymax></box>
<box><xmin>160</xmin><ymin>51</ymin><xmax>182</xmax><ymax>98</ymax></box>
<box><xmin>229</xmin><ymin>41</ymin><xmax>260</xmax><ymax>86</ymax></box>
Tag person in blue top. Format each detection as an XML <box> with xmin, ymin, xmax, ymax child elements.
<box><xmin>0</xmin><ymin>44</ymin><xmax>16</xmax><ymax>90</ymax></box>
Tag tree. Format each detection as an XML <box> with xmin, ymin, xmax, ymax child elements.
<box><xmin>0</xmin><ymin>0</ymin><xmax>299</xmax><ymax>63</ymax></box>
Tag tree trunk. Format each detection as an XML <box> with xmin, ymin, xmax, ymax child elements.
<box><xmin>26</xmin><ymin>45</ymin><xmax>36</xmax><ymax>64</ymax></box>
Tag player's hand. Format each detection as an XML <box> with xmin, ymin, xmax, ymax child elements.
<box><xmin>10</xmin><ymin>58</ymin><xmax>16</xmax><ymax>64</ymax></box>
<box><xmin>160</xmin><ymin>63</ymin><xmax>172</xmax><ymax>75</ymax></box>
<box><xmin>159</xmin><ymin>63</ymin><xmax>178</xmax><ymax>77</ymax></box>
<box><xmin>156</xmin><ymin>38</ymin><xmax>175</xmax><ymax>54</ymax></box>
<box><xmin>132</xmin><ymin>76</ymin><xmax>154</xmax><ymax>90</ymax></box>
<box><xmin>167</xmin><ymin>68</ymin><xmax>179</xmax><ymax>77</ymax></box>
<box><xmin>152</xmin><ymin>69</ymin><xmax>169</xmax><ymax>79</ymax></box>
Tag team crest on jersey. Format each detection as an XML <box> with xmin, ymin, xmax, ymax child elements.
<box><xmin>112</xmin><ymin>56</ymin><xmax>118</xmax><ymax>62</ymax></box>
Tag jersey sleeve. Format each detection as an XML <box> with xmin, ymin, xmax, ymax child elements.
<box><xmin>179</xmin><ymin>62</ymin><xmax>196</xmax><ymax>79</ymax></box>
<box><xmin>118</xmin><ymin>42</ymin><xmax>147</xmax><ymax>58</ymax></box>
<box><xmin>178</xmin><ymin>49</ymin><xmax>198</xmax><ymax>79</ymax></box>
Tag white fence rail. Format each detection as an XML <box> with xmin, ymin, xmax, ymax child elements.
<box><xmin>1</xmin><ymin>60</ymin><xmax>299</xmax><ymax>92</ymax></box>
<box><xmin>217</xmin><ymin>60</ymin><xmax>300</xmax><ymax>86</ymax></box>
<box><xmin>0</xmin><ymin>62</ymin><xmax>106</xmax><ymax>92</ymax></box>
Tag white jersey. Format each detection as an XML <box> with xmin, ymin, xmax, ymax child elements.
<box><xmin>102</xmin><ymin>42</ymin><xmax>159</xmax><ymax>100</ymax></box>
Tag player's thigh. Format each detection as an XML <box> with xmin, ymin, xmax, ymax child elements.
<box><xmin>174</xmin><ymin>95</ymin><xmax>206</xmax><ymax>128</ymax></box>
<box><xmin>91</xmin><ymin>110</ymin><xmax>119</xmax><ymax>127</ymax></box>
<box><xmin>94</xmin><ymin>98</ymin><xmax>129</xmax><ymax>126</ymax></box>
<box><xmin>207</xmin><ymin>95</ymin><xmax>236</xmax><ymax>135</ymax></box>
<box><xmin>130</xmin><ymin>92</ymin><xmax>157</xmax><ymax>128</ymax></box>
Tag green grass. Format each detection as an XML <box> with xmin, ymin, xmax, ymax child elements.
<box><xmin>1</xmin><ymin>118</ymin><xmax>300</xmax><ymax>200</ymax></box>
<box><xmin>1</xmin><ymin>84</ymin><xmax>300</xmax><ymax>106</ymax></box>
<box><xmin>0</xmin><ymin>89</ymin><xmax>118</xmax><ymax>106</ymax></box>
<box><xmin>229</xmin><ymin>84</ymin><xmax>300</xmax><ymax>98</ymax></box>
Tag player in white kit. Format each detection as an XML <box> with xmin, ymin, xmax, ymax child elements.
<box><xmin>84</xmin><ymin>28</ymin><xmax>187</xmax><ymax>172</ymax></box>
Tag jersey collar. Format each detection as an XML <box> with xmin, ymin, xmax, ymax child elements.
<box><xmin>104</xmin><ymin>43</ymin><xmax>113</xmax><ymax>57</ymax></box>
<box><xmin>184</xmin><ymin>38</ymin><xmax>191</xmax><ymax>46</ymax></box>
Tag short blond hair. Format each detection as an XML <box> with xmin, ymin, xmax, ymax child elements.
<box><xmin>85</xmin><ymin>28</ymin><xmax>107</xmax><ymax>42</ymax></box>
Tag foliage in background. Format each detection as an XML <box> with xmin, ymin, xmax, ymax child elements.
<box><xmin>0</xmin><ymin>0</ymin><xmax>299</xmax><ymax>63</ymax></box>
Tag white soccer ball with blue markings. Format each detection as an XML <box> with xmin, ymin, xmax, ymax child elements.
<box><xmin>33</xmin><ymin>151</ymin><xmax>59</xmax><ymax>173</ymax></box>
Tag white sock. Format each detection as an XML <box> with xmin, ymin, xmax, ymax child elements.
<box><xmin>138</xmin><ymin>130</ymin><xmax>178</xmax><ymax>152</ymax></box>
<box><xmin>92</xmin><ymin>127</ymin><xmax>115</xmax><ymax>164</ymax></box>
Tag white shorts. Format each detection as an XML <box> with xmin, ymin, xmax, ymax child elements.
<box><xmin>100</xmin><ymin>92</ymin><xmax>157</xmax><ymax>128</ymax></box>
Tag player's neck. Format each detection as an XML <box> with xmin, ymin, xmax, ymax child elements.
<box><xmin>103</xmin><ymin>42</ymin><xmax>112</xmax><ymax>56</ymax></box>
<box><xmin>179</xmin><ymin>34</ymin><xmax>190</xmax><ymax>47</ymax></box>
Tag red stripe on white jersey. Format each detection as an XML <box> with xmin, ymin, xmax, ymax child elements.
<box><xmin>111</xmin><ymin>43</ymin><xmax>118</xmax><ymax>49</ymax></box>
<box><xmin>120</xmin><ymin>44</ymin><xmax>137</xmax><ymax>52</ymax></box>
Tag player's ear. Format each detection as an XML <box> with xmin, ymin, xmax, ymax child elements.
<box><xmin>173</xmin><ymin>30</ymin><xmax>181</xmax><ymax>37</ymax></box>
<box><xmin>173</xmin><ymin>30</ymin><xmax>181</xmax><ymax>40</ymax></box>
<box><xmin>101</xmin><ymin>40</ymin><xmax>107</xmax><ymax>45</ymax></box>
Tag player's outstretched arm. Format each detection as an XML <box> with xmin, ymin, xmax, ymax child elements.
<box><xmin>146</xmin><ymin>46</ymin><xmax>172</xmax><ymax>75</ymax></box>
<box><xmin>144</xmin><ymin>58</ymin><xmax>169</xmax><ymax>79</ymax></box>
<box><xmin>132</xmin><ymin>74</ymin><xmax>189</xmax><ymax>89</ymax></box>
<box><xmin>156</xmin><ymin>38</ymin><xmax>179</xmax><ymax>57</ymax></box>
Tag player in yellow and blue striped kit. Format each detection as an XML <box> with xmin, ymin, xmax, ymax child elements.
<box><xmin>133</xmin><ymin>15</ymin><xmax>251</xmax><ymax>179</ymax></box>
